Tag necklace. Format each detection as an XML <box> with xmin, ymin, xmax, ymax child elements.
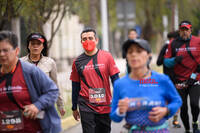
<box><xmin>142</xmin><ymin>69</ymin><xmax>151</xmax><ymax>79</ymax></box>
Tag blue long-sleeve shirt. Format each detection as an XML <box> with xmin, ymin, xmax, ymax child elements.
<box><xmin>110</xmin><ymin>71</ymin><xmax>182</xmax><ymax>127</ymax></box>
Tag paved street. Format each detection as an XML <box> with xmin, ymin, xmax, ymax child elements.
<box><xmin>62</xmin><ymin>117</ymin><xmax>185</xmax><ymax>133</ymax></box>
<box><xmin>62</xmin><ymin>115</ymin><xmax>200</xmax><ymax>133</ymax></box>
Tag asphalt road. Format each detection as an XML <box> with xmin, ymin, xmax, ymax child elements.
<box><xmin>62</xmin><ymin>105</ymin><xmax>200</xmax><ymax>133</ymax></box>
<box><xmin>63</xmin><ymin>117</ymin><xmax>187</xmax><ymax>133</ymax></box>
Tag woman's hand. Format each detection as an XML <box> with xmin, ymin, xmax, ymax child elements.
<box><xmin>148</xmin><ymin>107</ymin><xmax>168</xmax><ymax>123</ymax></box>
<box><xmin>23</xmin><ymin>104</ymin><xmax>39</xmax><ymax>119</ymax></box>
<box><xmin>118</xmin><ymin>98</ymin><xmax>129</xmax><ymax>114</ymax></box>
<box><xmin>59</xmin><ymin>108</ymin><xmax>66</xmax><ymax>116</ymax></box>
<box><xmin>73</xmin><ymin>110</ymin><xmax>80</xmax><ymax>121</ymax></box>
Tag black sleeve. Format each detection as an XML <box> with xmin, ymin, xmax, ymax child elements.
<box><xmin>72</xmin><ymin>81</ymin><xmax>81</xmax><ymax>111</ymax></box>
<box><xmin>110</xmin><ymin>73</ymin><xmax>119</xmax><ymax>86</ymax></box>
<box><xmin>156</xmin><ymin>44</ymin><xmax>168</xmax><ymax>66</ymax></box>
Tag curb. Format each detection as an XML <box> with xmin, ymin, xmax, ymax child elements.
<box><xmin>61</xmin><ymin>115</ymin><xmax>80</xmax><ymax>131</ymax></box>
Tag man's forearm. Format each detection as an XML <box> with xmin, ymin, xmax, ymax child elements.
<box><xmin>72</xmin><ymin>81</ymin><xmax>81</xmax><ymax>110</ymax></box>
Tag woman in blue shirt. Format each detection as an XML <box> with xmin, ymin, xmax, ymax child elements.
<box><xmin>110</xmin><ymin>39</ymin><xmax>182</xmax><ymax>133</ymax></box>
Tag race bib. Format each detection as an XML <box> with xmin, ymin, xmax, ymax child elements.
<box><xmin>89</xmin><ymin>88</ymin><xmax>106</xmax><ymax>103</ymax></box>
<box><xmin>0</xmin><ymin>110</ymin><xmax>24</xmax><ymax>132</ymax></box>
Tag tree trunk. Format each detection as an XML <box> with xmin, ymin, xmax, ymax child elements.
<box><xmin>11</xmin><ymin>18</ymin><xmax>21</xmax><ymax>52</ymax></box>
<box><xmin>89</xmin><ymin>0</ymin><xmax>97</xmax><ymax>29</ymax></box>
<box><xmin>142</xmin><ymin>5</ymin><xmax>154</xmax><ymax>41</ymax></box>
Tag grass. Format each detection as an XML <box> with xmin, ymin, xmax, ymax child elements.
<box><xmin>62</xmin><ymin>96</ymin><xmax>72</xmax><ymax>119</ymax></box>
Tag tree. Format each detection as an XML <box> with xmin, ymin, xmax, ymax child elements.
<box><xmin>21</xmin><ymin>0</ymin><xmax>76</xmax><ymax>49</ymax></box>
<box><xmin>71</xmin><ymin>0</ymin><xmax>104</xmax><ymax>30</ymax></box>
<box><xmin>89</xmin><ymin>0</ymin><xmax>98</xmax><ymax>29</ymax></box>
<box><xmin>177</xmin><ymin>0</ymin><xmax>200</xmax><ymax>35</ymax></box>
<box><xmin>0</xmin><ymin>0</ymin><xmax>24</xmax><ymax>30</ymax></box>
<box><xmin>134</xmin><ymin>0</ymin><xmax>169</xmax><ymax>41</ymax></box>
<box><xmin>0</xmin><ymin>0</ymin><xmax>79</xmax><ymax>52</ymax></box>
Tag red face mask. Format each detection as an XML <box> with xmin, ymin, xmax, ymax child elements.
<box><xmin>82</xmin><ymin>40</ymin><xmax>96</xmax><ymax>52</ymax></box>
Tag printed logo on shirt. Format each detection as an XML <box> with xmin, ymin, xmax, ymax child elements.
<box><xmin>81</xmin><ymin>64</ymin><xmax>105</xmax><ymax>70</ymax></box>
<box><xmin>0</xmin><ymin>86</ymin><xmax>22</xmax><ymax>94</ymax></box>
<box><xmin>139</xmin><ymin>78</ymin><xmax>159</xmax><ymax>87</ymax></box>
<box><xmin>175</xmin><ymin>47</ymin><xmax>197</xmax><ymax>52</ymax></box>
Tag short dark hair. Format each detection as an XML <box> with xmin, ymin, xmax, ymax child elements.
<box><xmin>80</xmin><ymin>27</ymin><xmax>97</xmax><ymax>39</ymax></box>
<box><xmin>167</xmin><ymin>31</ymin><xmax>179</xmax><ymax>39</ymax></box>
<box><xmin>128</xmin><ymin>28</ymin><xmax>137</xmax><ymax>34</ymax></box>
<box><xmin>0</xmin><ymin>31</ymin><xmax>18</xmax><ymax>49</ymax></box>
<box><xmin>26</xmin><ymin>32</ymin><xmax>48</xmax><ymax>56</ymax></box>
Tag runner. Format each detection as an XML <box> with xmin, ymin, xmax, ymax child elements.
<box><xmin>70</xmin><ymin>27</ymin><xmax>120</xmax><ymax>133</ymax></box>
<box><xmin>110</xmin><ymin>39</ymin><xmax>182</xmax><ymax>133</ymax></box>
<box><xmin>21</xmin><ymin>32</ymin><xmax>65</xmax><ymax>116</ymax></box>
<box><xmin>0</xmin><ymin>31</ymin><xmax>61</xmax><ymax>133</ymax></box>
<box><xmin>164</xmin><ymin>20</ymin><xmax>200</xmax><ymax>133</ymax></box>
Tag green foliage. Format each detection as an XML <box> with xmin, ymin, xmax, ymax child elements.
<box><xmin>108</xmin><ymin>0</ymin><xmax>117</xmax><ymax>30</ymax></box>
<box><xmin>0</xmin><ymin>0</ymin><xmax>77</xmax><ymax>34</ymax></box>
<box><xmin>19</xmin><ymin>0</ymin><xmax>77</xmax><ymax>49</ymax></box>
<box><xmin>128</xmin><ymin>0</ymin><xmax>200</xmax><ymax>52</ymax></box>
<box><xmin>21</xmin><ymin>0</ymin><xmax>71</xmax><ymax>33</ymax></box>
<box><xmin>0</xmin><ymin>0</ymin><xmax>24</xmax><ymax>30</ymax></box>
<box><xmin>0</xmin><ymin>0</ymin><xmax>24</xmax><ymax>17</ymax></box>
<box><xmin>135</xmin><ymin>0</ymin><xmax>169</xmax><ymax>35</ymax></box>
<box><xmin>71</xmin><ymin>0</ymin><xmax>90</xmax><ymax>26</ymax></box>
<box><xmin>177</xmin><ymin>0</ymin><xmax>192</xmax><ymax>21</ymax></box>
<box><xmin>1</xmin><ymin>0</ymin><xmax>200</xmax><ymax>51</ymax></box>
<box><xmin>192</xmin><ymin>8</ymin><xmax>200</xmax><ymax>35</ymax></box>
<box><xmin>177</xmin><ymin>0</ymin><xmax>200</xmax><ymax>35</ymax></box>
<box><xmin>70</xmin><ymin>0</ymin><xmax>118</xmax><ymax>33</ymax></box>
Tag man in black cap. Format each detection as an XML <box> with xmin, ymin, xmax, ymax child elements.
<box><xmin>164</xmin><ymin>20</ymin><xmax>200</xmax><ymax>133</ymax></box>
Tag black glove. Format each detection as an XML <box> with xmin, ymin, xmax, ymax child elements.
<box><xmin>175</xmin><ymin>56</ymin><xmax>183</xmax><ymax>64</ymax></box>
<box><xmin>186</xmin><ymin>78</ymin><xmax>196</xmax><ymax>86</ymax></box>
<box><xmin>123</xmin><ymin>123</ymin><xmax>131</xmax><ymax>130</ymax></box>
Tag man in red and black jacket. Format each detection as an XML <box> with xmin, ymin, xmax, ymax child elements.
<box><xmin>164</xmin><ymin>20</ymin><xmax>200</xmax><ymax>133</ymax></box>
<box><xmin>70</xmin><ymin>27</ymin><xmax>120</xmax><ymax>133</ymax></box>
